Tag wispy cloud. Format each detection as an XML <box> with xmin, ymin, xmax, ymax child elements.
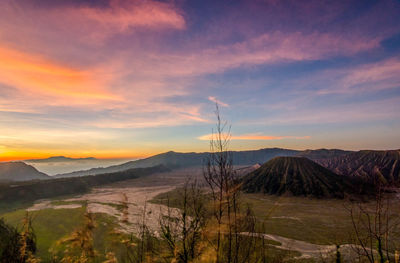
<box><xmin>130</xmin><ymin>31</ymin><xmax>381</xmax><ymax>79</ymax></box>
<box><xmin>80</xmin><ymin>0</ymin><xmax>185</xmax><ymax>31</ymax></box>
<box><xmin>315</xmin><ymin>57</ymin><xmax>400</xmax><ymax>95</ymax></box>
<box><xmin>243</xmin><ymin>96</ymin><xmax>400</xmax><ymax>126</ymax></box>
<box><xmin>0</xmin><ymin>0</ymin><xmax>185</xmax><ymax>45</ymax></box>
<box><xmin>208</xmin><ymin>96</ymin><xmax>229</xmax><ymax>107</ymax></box>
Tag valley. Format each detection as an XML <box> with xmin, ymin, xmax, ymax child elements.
<box><xmin>1</xmin><ymin>148</ymin><xmax>400</xmax><ymax>262</ymax></box>
<box><xmin>2</xmin><ymin>164</ymin><xmax>399</xmax><ymax>262</ymax></box>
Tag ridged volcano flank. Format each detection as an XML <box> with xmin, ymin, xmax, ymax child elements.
<box><xmin>318</xmin><ymin>150</ymin><xmax>400</xmax><ymax>184</ymax></box>
<box><xmin>242</xmin><ymin>157</ymin><xmax>353</xmax><ymax>198</ymax></box>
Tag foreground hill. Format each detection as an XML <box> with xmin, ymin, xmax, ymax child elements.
<box><xmin>0</xmin><ymin>162</ymin><xmax>50</xmax><ymax>182</ymax></box>
<box><xmin>55</xmin><ymin>148</ymin><xmax>300</xmax><ymax>178</ymax></box>
<box><xmin>318</xmin><ymin>150</ymin><xmax>400</xmax><ymax>184</ymax></box>
<box><xmin>242</xmin><ymin>157</ymin><xmax>355</xmax><ymax>198</ymax></box>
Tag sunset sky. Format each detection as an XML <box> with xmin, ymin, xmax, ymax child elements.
<box><xmin>1</xmin><ymin>0</ymin><xmax>400</xmax><ymax>161</ymax></box>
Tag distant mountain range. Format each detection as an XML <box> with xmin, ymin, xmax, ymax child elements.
<box><xmin>242</xmin><ymin>157</ymin><xmax>356</xmax><ymax>198</ymax></box>
<box><xmin>1</xmin><ymin>148</ymin><xmax>399</xmax><ymax>185</ymax></box>
<box><xmin>25</xmin><ymin>156</ymin><xmax>97</xmax><ymax>163</ymax></box>
<box><xmin>0</xmin><ymin>162</ymin><xmax>50</xmax><ymax>182</ymax></box>
<box><xmin>54</xmin><ymin>148</ymin><xmax>400</xmax><ymax>185</ymax></box>
<box><xmin>54</xmin><ymin>148</ymin><xmax>300</xmax><ymax>178</ymax></box>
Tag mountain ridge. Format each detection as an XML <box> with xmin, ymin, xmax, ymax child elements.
<box><xmin>317</xmin><ymin>149</ymin><xmax>400</xmax><ymax>184</ymax></box>
<box><xmin>0</xmin><ymin>162</ymin><xmax>50</xmax><ymax>182</ymax></box>
<box><xmin>54</xmin><ymin>148</ymin><xmax>300</xmax><ymax>178</ymax></box>
<box><xmin>7</xmin><ymin>148</ymin><xmax>399</xmax><ymax>184</ymax></box>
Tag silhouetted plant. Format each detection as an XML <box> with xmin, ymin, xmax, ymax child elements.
<box><xmin>0</xmin><ymin>213</ymin><xmax>37</xmax><ymax>263</ymax></box>
<box><xmin>202</xmin><ymin>104</ymin><xmax>264</xmax><ymax>263</ymax></box>
<box><xmin>58</xmin><ymin>210</ymin><xmax>97</xmax><ymax>263</ymax></box>
<box><xmin>159</xmin><ymin>179</ymin><xmax>207</xmax><ymax>262</ymax></box>
<box><xmin>347</xmin><ymin>181</ymin><xmax>400</xmax><ymax>263</ymax></box>
<box><xmin>335</xmin><ymin>245</ymin><xmax>341</xmax><ymax>263</ymax></box>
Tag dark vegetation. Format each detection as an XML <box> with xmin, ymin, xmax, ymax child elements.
<box><xmin>346</xmin><ymin>183</ymin><xmax>400</xmax><ymax>263</ymax></box>
<box><xmin>0</xmin><ymin>215</ymin><xmax>37</xmax><ymax>263</ymax></box>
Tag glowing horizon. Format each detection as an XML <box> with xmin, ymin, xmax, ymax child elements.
<box><xmin>1</xmin><ymin>0</ymin><xmax>400</xmax><ymax>162</ymax></box>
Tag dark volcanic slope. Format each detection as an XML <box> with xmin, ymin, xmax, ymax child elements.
<box><xmin>242</xmin><ymin>157</ymin><xmax>354</xmax><ymax>198</ymax></box>
<box><xmin>0</xmin><ymin>162</ymin><xmax>50</xmax><ymax>182</ymax></box>
<box><xmin>55</xmin><ymin>148</ymin><xmax>299</xmax><ymax>178</ymax></box>
<box><xmin>318</xmin><ymin>150</ymin><xmax>400</xmax><ymax>184</ymax></box>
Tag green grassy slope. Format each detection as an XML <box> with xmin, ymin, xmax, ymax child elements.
<box><xmin>1</xmin><ymin>206</ymin><xmax>85</xmax><ymax>260</ymax></box>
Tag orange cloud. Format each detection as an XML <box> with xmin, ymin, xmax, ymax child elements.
<box><xmin>0</xmin><ymin>46</ymin><xmax>119</xmax><ymax>103</ymax></box>
<box><xmin>197</xmin><ymin>133</ymin><xmax>310</xmax><ymax>141</ymax></box>
<box><xmin>0</xmin><ymin>149</ymin><xmax>145</xmax><ymax>162</ymax></box>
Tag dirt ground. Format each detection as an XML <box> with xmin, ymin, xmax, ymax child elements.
<box><xmin>28</xmin><ymin>168</ymin><xmax>201</xmax><ymax>235</ymax></box>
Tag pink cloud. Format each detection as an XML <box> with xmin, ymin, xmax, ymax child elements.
<box><xmin>0</xmin><ymin>45</ymin><xmax>211</xmax><ymax>128</ymax></box>
<box><xmin>76</xmin><ymin>0</ymin><xmax>185</xmax><ymax>36</ymax></box>
<box><xmin>0</xmin><ymin>28</ymin><xmax>385</xmax><ymax>128</ymax></box>
<box><xmin>119</xmin><ymin>31</ymin><xmax>381</xmax><ymax>79</ymax></box>
<box><xmin>208</xmin><ymin>96</ymin><xmax>229</xmax><ymax>107</ymax></box>
<box><xmin>0</xmin><ymin>0</ymin><xmax>396</xmax><ymax>131</ymax></box>
<box><xmin>0</xmin><ymin>0</ymin><xmax>185</xmax><ymax>46</ymax></box>
<box><xmin>313</xmin><ymin>57</ymin><xmax>400</xmax><ymax>95</ymax></box>
<box><xmin>339</xmin><ymin>58</ymin><xmax>400</xmax><ymax>93</ymax></box>
<box><xmin>82</xmin><ymin>103</ymin><xmax>211</xmax><ymax>129</ymax></box>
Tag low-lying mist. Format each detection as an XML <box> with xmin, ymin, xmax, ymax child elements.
<box><xmin>25</xmin><ymin>159</ymin><xmax>135</xmax><ymax>175</ymax></box>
